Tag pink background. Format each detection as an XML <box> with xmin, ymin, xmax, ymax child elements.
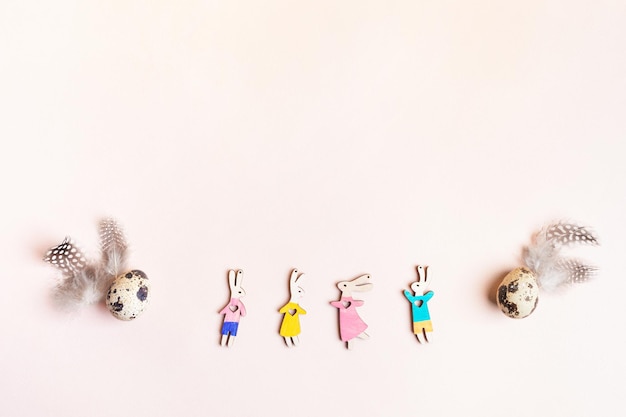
<box><xmin>1</xmin><ymin>2</ymin><xmax>625</xmax><ymax>416</ymax></box>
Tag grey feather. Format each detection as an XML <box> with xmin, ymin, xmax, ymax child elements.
<box><xmin>99</xmin><ymin>218</ymin><xmax>128</xmax><ymax>277</ymax></box>
<box><xmin>545</xmin><ymin>222</ymin><xmax>598</xmax><ymax>247</ymax></box>
<box><xmin>50</xmin><ymin>265</ymin><xmax>111</xmax><ymax>310</ymax></box>
<box><xmin>556</xmin><ymin>258</ymin><xmax>598</xmax><ymax>284</ymax></box>
<box><xmin>523</xmin><ymin>221</ymin><xmax>599</xmax><ymax>292</ymax></box>
<box><xmin>44</xmin><ymin>238</ymin><xmax>106</xmax><ymax>310</ymax></box>
<box><xmin>43</xmin><ymin>237</ymin><xmax>87</xmax><ymax>276</ymax></box>
<box><xmin>43</xmin><ymin>218</ymin><xmax>129</xmax><ymax>311</ymax></box>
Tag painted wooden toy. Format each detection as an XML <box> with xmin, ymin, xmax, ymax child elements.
<box><xmin>219</xmin><ymin>269</ymin><xmax>247</xmax><ymax>347</ymax></box>
<box><xmin>278</xmin><ymin>268</ymin><xmax>307</xmax><ymax>347</ymax></box>
<box><xmin>404</xmin><ymin>265</ymin><xmax>434</xmax><ymax>343</ymax></box>
<box><xmin>330</xmin><ymin>274</ymin><xmax>373</xmax><ymax>350</ymax></box>
<box><xmin>496</xmin><ymin>221</ymin><xmax>599</xmax><ymax>319</ymax></box>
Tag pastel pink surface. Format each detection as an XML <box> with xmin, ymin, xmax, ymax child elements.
<box><xmin>1</xmin><ymin>2</ymin><xmax>625</xmax><ymax>417</ymax></box>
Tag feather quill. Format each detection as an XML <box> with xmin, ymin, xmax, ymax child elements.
<box><xmin>99</xmin><ymin>218</ymin><xmax>128</xmax><ymax>277</ymax></box>
<box><xmin>43</xmin><ymin>218</ymin><xmax>130</xmax><ymax>311</ymax></box>
<box><xmin>545</xmin><ymin>222</ymin><xmax>598</xmax><ymax>247</ymax></box>
<box><xmin>523</xmin><ymin>221</ymin><xmax>599</xmax><ymax>292</ymax></box>
<box><xmin>556</xmin><ymin>258</ymin><xmax>598</xmax><ymax>284</ymax></box>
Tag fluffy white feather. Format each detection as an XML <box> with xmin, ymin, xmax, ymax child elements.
<box><xmin>556</xmin><ymin>258</ymin><xmax>598</xmax><ymax>284</ymax></box>
<box><xmin>43</xmin><ymin>218</ymin><xmax>130</xmax><ymax>311</ymax></box>
<box><xmin>523</xmin><ymin>221</ymin><xmax>599</xmax><ymax>292</ymax></box>
<box><xmin>51</xmin><ymin>265</ymin><xmax>111</xmax><ymax>311</ymax></box>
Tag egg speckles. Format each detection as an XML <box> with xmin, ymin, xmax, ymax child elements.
<box><xmin>106</xmin><ymin>270</ymin><xmax>150</xmax><ymax>321</ymax></box>
<box><xmin>496</xmin><ymin>267</ymin><xmax>539</xmax><ymax>319</ymax></box>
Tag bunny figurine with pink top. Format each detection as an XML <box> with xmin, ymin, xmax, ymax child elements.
<box><xmin>330</xmin><ymin>274</ymin><xmax>373</xmax><ymax>350</ymax></box>
<box><xmin>219</xmin><ymin>269</ymin><xmax>246</xmax><ymax>347</ymax></box>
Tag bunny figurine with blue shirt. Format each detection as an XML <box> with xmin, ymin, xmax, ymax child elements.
<box><xmin>404</xmin><ymin>265</ymin><xmax>434</xmax><ymax>344</ymax></box>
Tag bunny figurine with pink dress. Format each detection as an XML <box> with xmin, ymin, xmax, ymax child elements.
<box><xmin>330</xmin><ymin>274</ymin><xmax>373</xmax><ymax>350</ymax></box>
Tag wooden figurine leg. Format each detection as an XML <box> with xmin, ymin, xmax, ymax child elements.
<box><xmin>284</xmin><ymin>337</ymin><xmax>293</xmax><ymax>347</ymax></box>
<box><xmin>357</xmin><ymin>332</ymin><xmax>370</xmax><ymax>340</ymax></box>
<box><xmin>292</xmin><ymin>336</ymin><xmax>300</xmax><ymax>347</ymax></box>
<box><xmin>346</xmin><ymin>339</ymin><xmax>353</xmax><ymax>350</ymax></box>
<box><xmin>227</xmin><ymin>336</ymin><xmax>235</xmax><ymax>347</ymax></box>
<box><xmin>423</xmin><ymin>329</ymin><xmax>432</xmax><ymax>343</ymax></box>
<box><xmin>220</xmin><ymin>334</ymin><xmax>228</xmax><ymax>346</ymax></box>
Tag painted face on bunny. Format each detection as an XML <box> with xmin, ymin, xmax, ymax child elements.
<box><xmin>410</xmin><ymin>266</ymin><xmax>429</xmax><ymax>293</ymax></box>
<box><xmin>289</xmin><ymin>269</ymin><xmax>305</xmax><ymax>302</ymax></box>
<box><xmin>230</xmin><ymin>269</ymin><xmax>245</xmax><ymax>299</ymax></box>
<box><xmin>337</xmin><ymin>274</ymin><xmax>373</xmax><ymax>296</ymax></box>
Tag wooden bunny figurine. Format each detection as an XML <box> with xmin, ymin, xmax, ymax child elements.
<box><xmin>330</xmin><ymin>274</ymin><xmax>373</xmax><ymax>350</ymax></box>
<box><xmin>404</xmin><ymin>265</ymin><xmax>434</xmax><ymax>344</ymax></box>
<box><xmin>278</xmin><ymin>268</ymin><xmax>307</xmax><ymax>347</ymax></box>
<box><xmin>219</xmin><ymin>269</ymin><xmax>246</xmax><ymax>347</ymax></box>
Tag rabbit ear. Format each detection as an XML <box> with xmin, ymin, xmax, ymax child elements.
<box><xmin>293</xmin><ymin>269</ymin><xmax>305</xmax><ymax>285</ymax></box>
<box><xmin>234</xmin><ymin>269</ymin><xmax>244</xmax><ymax>287</ymax></box>
<box><xmin>352</xmin><ymin>274</ymin><xmax>371</xmax><ymax>285</ymax></box>
<box><xmin>423</xmin><ymin>266</ymin><xmax>431</xmax><ymax>284</ymax></box>
<box><xmin>416</xmin><ymin>265</ymin><xmax>425</xmax><ymax>282</ymax></box>
<box><xmin>289</xmin><ymin>269</ymin><xmax>304</xmax><ymax>297</ymax></box>
<box><xmin>289</xmin><ymin>268</ymin><xmax>300</xmax><ymax>285</ymax></box>
<box><xmin>228</xmin><ymin>270</ymin><xmax>236</xmax><ymax>289</ymax></box>
<box><xmin>350</xmin><ymin>274</ymin><xmax>373</xmax><ymax>291</ymax></box>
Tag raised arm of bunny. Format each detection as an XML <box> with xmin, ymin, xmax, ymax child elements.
<box><xmin>280</xmin><ymin>304</ymin><xmax>306</xmax><ymax>315</ymax></box>
<box><xmin>219</xmin><ymin>298</ymin><xmax>247</xmax><ymax>317</ymax></box>
<box><xmin>330</xmin><ymin>299</ymin><xmax>364</xmax><ymax>309</ymax></box>
<box><xmin>237</xmin><ymin>299</ymin><xmax>247</xmax><ymax>317</ymax></box>
<box><xmin>406</xmin><ymin>290</ymin><xmax>434</xmax><ymax>302</ymax></box>
<box><xmin>422</xmin><ymin>291</ymin><xmax>434</xmax><ymax>301</ymax></box>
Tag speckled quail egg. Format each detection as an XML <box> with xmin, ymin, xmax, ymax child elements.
<box><xmin>496</xmin><ymin>267</ymin><xmax>539</xmax><ymax>319</ymax></box>
<box><xmin>106</xmin><ymin>270</ymin><xmax>150</xmax><ymax>321</ymax></box>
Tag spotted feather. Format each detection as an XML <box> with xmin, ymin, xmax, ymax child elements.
<box><xmin>556</xmin><ymin>258</ymin><xmax>598</xmax><ymax>284</ymax></box>
<box><xmin>99</xmin><ymin>218</ymin><xmax>128</xmax><ymax>276</ymax></box>
<box><xmin>545</xmin><ymin>222</ymin><xmax>598</xmax><ymax>247</ymax></box>
<box><xmin>43</xmin><ymin>237</ymin><xmax>86</xmax><ymax>275</ymax></box>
